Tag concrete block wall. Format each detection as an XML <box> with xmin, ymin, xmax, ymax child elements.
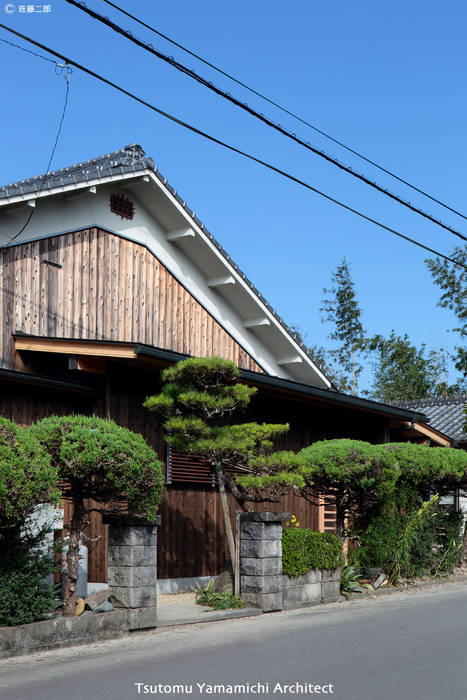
<box><xmin>282</xmin><ymin>568</ymin><xmax>341</xmax><ymax>609</ymax></box>
<box><xmin>104</xmin><ymin>515</ymin><xmax>160</xmax><ymax>610</ymax></box>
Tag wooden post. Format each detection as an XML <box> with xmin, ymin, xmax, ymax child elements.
<box><xmin>234</xmin><ymin>510</ymin><xmax>241</xmax><ymax>596</ymax></box>
<box><xmin>216</xmin><ymin>465</ymin><xmax>236</xmax><ymax>570</ymax></box>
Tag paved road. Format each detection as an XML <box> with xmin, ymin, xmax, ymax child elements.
<box><xmin>0</xmin><ymin>582</ymin><xmax>466</xmax><ymax>700</ymax></box>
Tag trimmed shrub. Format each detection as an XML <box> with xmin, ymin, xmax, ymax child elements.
<box><xmin>282</xmin><ymin>529</ymin><xmax>343</xmax><ymax>578</ymax></box>
<box><xmin>0</xmin><ymin>417</ymin><xmax>59</xmax><ymax>531</ymax></box>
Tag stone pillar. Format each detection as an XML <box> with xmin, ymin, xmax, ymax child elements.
<box><xmin>104</xmin><ymin>515</ymin><xmax>160</xmax><ymax>610</ymax></box>
<box><xmin>239</xmin><ymin>512</ymin><xmax>290</xmax><ymax>612</ymax></box>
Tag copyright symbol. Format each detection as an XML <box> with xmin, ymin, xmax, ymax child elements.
<box><xmin>5</xmin><ymin>3</ymin><xmax>15</xmax><ymax>13</ymax></box>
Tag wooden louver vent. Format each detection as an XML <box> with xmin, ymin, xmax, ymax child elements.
<box><xmin>166</xmin><ymin>447</ymin><xmax>215</xmax><ymax>486</ymax></box>
<box><xmin>166</xmin><ymin>449</ymin><xmax>251</xmax><ymax>486</ymax></box>
<box><xmin>110</xmin><ymin>193</ymin><xmax>135</xmax><ymax>220</ymax></box>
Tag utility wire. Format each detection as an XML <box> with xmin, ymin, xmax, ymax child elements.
<box><xmin>0</xmin><ymin>36</ymin><xmax>58</xmax><ymax>65</ymax></box>
<box><xmin>68</xmin><ymin>0</ymin><xmax>467</xmax><ymax>245</ymax></box>
<box><xmin>0</xmin><ymin>24</ymin><xmax>465</xmax><ymax>272</ymax></box>
<box><xmin>4</xmin><ymin>56</ymin><xmax>71</xmax><ymax>247</ymax></box>
<box><xmin>99</xmin><ymin>0</ymin><xmax>467</xmax><ymax>226</ymax></box>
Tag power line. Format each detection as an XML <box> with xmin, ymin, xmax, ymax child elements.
<box><xmin>65</xmin><ymin>0</ymin><xmax>467</xmax><ymax>245</ymax></box>
<box><xmin>4</xmin><ymin>57</ymin><xmax>72</xmax><ymax>247</ymax></box>
<box><xmin>0</xmin><ymin>36</ymin><xmax>59</xmax><ymax>65</ymax></box>
<box><xmin>0</xmin><ymin>23</ymin><xmax>465</xmax><ymax>273</ymax></box>
<box><xmin>92</xmin><ymin>0</ymin><xmax>467</xmax><ymax>230</ymax></box>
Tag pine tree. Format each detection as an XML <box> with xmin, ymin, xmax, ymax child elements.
<box><xmin>426</xmin><ymin>245</ymin><xmax>467</xmax><ymax>383</ymax></box>
<box><xmin>144</xmin><ymin>357</ymin><xmax>295</xmax><ymax>567</ymax></box>
<box><xmin>320</xmin><ymin>258</ymin><xmax>365</xmax><ymax>393</ymax></box>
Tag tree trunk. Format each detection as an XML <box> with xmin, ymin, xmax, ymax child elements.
<box><xmin>217</xmin><ymin>465</ymin><xmax>236</xmax><ymax>568</ymax></box>
<box><xmin>63</xmin><ymin>494</ymin><xmax>84</xmax><ymax>617</ymax></box>
<box><xmin>336</xmin><ymin>502</ymin><xmax>346</xmax><ymax>541</ymax></box>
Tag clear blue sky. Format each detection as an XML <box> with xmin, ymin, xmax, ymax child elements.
<box><xmin>1</xmin><ymin>1</ymin><xmax>465</xmax><ymax>389</ymax></box>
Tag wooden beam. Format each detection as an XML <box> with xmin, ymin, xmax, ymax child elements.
<box><xmin>403</xmin><ymin>421</ymin><xmax>451</xmax><ymax>447</ymax></box>
<box><xmin>276</xmin><ymin>355</ymin><xmax>303</xmax><ymax>366</ymax></box>
<box><xmin>166</xmin><ymin>227</ymin><xmax>196</xmax><ymax>242</ymax></box>
<box><xmin>68</xmin><ymin>355</ymin><xmax>107</xmax><ymax>374</ymax></box>
<box><xmin>243</xmin><ymin>317</ymin><xmax>270</xmax><ymax>329</ymax></box>
<box><xmin>14</xmin><ymin>336</ymin><xmax>137</xmax><ymax>359</ymax></box>
<box><xmin>207</xmin><ymin>275</ymin><xmax>236</xmax><ymax>288</ymax></box>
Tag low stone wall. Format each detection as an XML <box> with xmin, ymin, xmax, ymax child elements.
<box><xmin>282</xmin><ymin>568</ymin><xmax>341</xmax><ymax>610</ymax></box>
<box><xmin>0</xmin><ymin>607</ymin><xmax>158</xmax><ymax>659</ymax></box>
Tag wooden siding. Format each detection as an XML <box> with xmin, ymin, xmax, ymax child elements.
<box><xmin>0</xmin><ymin>364</ymin><xmax>394</xmax><ymax>582</ymax></box>
<box><xmin>0</xmin><ymin>228</ymin><xmax>263</xmax><ymax>373</ymax></box>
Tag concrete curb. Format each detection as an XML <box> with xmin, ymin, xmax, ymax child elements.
<box><xmin>343</xmin><ymin>573</ymin><xmax>467</xmax><ymax>601</ymax></box>
<box><xmin>156</xmin><ymin>607</ymin><xmax>262</xmax><ymax>628</ymax></box>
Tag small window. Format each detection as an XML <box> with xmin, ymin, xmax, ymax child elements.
<box><xmin>110</xmin><ymin>193</ymin><xmax>134</xmax><ymax>220</ymax></box>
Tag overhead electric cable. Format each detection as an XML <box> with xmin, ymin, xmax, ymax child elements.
<box><xmin>5</xmin><ymin>55</ymin><xmax>71</xmax><ymax>246</ymax></box>
<box><xmin>0</xmin><ymin>36</ymin><xmax>59</xmax><ymax>65</ymax></box>
<box><xmin>0</xmin><ymin>24</ymin><xmax>465</xmax><ymax>273</ymax></box>
<box><xmin>99</xmin><ymin>0</ymin><xmax>467</xmax><ymax>224</ymax></box>
<box><xmin>65</xmin><ymin>0</ymin><xmax>467</xmax><ymax>243</ymax></box>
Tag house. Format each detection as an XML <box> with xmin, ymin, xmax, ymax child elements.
<box><xmin>0</xmin><ymin>143</ymin><xmax>449</xmax><ymax>589</ymax></box>
<box><xmin>395</xmin><ymin>396</ymin><xmax>467</xmax><ymax>449</ymax></box>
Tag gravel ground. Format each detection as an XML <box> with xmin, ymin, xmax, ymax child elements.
<box><xmin>158</xmin><ymin>592</ymin><xmax>197</xmax><ymax>606</ymax></box>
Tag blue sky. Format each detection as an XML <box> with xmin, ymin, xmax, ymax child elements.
<box><xmin>0</xmin><ymin>1</ymin><xmax>465</xmax><ymax>390</ymax></box>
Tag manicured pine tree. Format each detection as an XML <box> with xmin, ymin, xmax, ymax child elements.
<box><xmin>144</xmin><ymin>356</ymin><xmax>297</xmax><ymax>567</ymax></box>
<box><xmin>32</xmin><ymin>416</ymin><xmax>165</xmax><ymax>617</ymax></box>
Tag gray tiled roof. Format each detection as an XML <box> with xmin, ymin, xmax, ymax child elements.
<box><xmin>0</xmin><ymin>144</ymin><xmax>334</xmax><ymax>388</ymax></box>
<box><xmin>395</xmin><ymin>396</ymin><xmax>467</xmax><ymax>442</ymax></box>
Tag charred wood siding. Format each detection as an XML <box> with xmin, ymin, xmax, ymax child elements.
<box><xmin>0</xmin><ymin>228</ymin><xmax>263</xmax><ymax>373</ymax></box>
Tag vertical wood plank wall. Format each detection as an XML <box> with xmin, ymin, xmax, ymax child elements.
<box><xmin>0</xmin><ymin>228</ymin><xmax>264</xmax><ymax>373</ymax></box>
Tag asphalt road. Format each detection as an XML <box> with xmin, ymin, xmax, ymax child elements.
<box><xmin>0</xmin><ymin>582</ymin><xmax>466</xmax><ymax>700</ymax></box>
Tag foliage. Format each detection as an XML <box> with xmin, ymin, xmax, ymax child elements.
<box><xmin>239</xmin><ymin>439</ymin><xmax>400</xmax><ymax>538</ymax></box>
<box><xmin>31</xmin><ymin>415</ymin><xmax>164</xmax><ymax>520</ymax></box>
<box><xmin>348</xmin><ymin>483</ymin><xmax>420</xmax><ymax>569</ymax></box>
<box><xmin>299</xmin><ymin>440</ymin><xmax>399</xmax><ymax>537</ymax></box>
<box><xmin>282</xmin><ymin>529</ymin><xmax>343</xmax><ymax>578</ymax></box>
<box><xmin>340</xmin><ymin>565</ymin><xmax>362</xmax><ymax>599</ymax></box>
<box><xmin>195</xmin><ymin>580</ymin><xmax>246</xmax><ymax>610</ymax></box>
<box><xmin>0</xmin><ymin>417</ymin><xmax>59</xmax><ymax>532</ymax></box>
<box><xmin>386</xmin><ymin>495</ymin><xmax>439</xmax><ymax>585</ymax></box>
<box><xmin>144</xmin><ymin>356</ymin><xmax>293</xmax><ymax>507</ymax></box>
<box><xmin>384</xmin><ymin>442</ymin><xmax>467</xmax><ymax>492</ymax></box>
<box><xmin>0</xmin><ymin>526</ymin><xmax>59</xmax><ymax>627</ymax></box>
<box><xmin>320</xmin><ymin>258</ymin><xmax>365</xmax><ymax>393</ymax></box>
<box><xmin>363</xmin><ymin>332</ymin><xmax>449</xmax><ymax>402</ymax></box>
<box><xmin>426</xmin><ymin>245</ymin><xmax>467</xmax><ymax>380</ymax></box>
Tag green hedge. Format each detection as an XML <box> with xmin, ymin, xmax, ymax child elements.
<box><xmin>282</xmin><ymin>529</ymin><xmax>343</xmax><ymax>578</ymax></box>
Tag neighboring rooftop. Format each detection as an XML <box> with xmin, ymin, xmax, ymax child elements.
<box><xmin>395</xmin><ymin>396</ymin><xmax>467</xmax><ymax>444</ymax></box>
<box><xmin>0</xmin><ymin>144</ymin><xmax>332</xmax><ymax>388</ymax></box>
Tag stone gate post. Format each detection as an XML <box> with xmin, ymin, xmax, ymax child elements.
<box><xmin>239</xmin><ymin>512</ymin><xmax>290</xmax><ymax>612</ymax></box>
<box><xmin>103</xmin><ymin>515</ymin><xmax>160</xmax><ymax>613</ymax></box>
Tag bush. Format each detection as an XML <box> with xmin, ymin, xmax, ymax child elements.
<box><xmin>195</xmin><ymin>580</ymin><xmax>246</xmax><ymax>610</ymax></box>
<box><xmin>0</xmin><ymin>529</ymin><xmax>58</xmax><ymax>627</ymax></box>
<box><xmin>0</xmin><ymin>417</ymin><xmax>59</xmax><ymax>531</ymax></box>
<box><xmin>350</xmin><ymin>495</ymin><xmax>465</xmax><ymax>582</ymax></box>
<box><xmin>282</xmin><ymin>529</ymin><xmax>343</xmax><ymax>578</ymax></box>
